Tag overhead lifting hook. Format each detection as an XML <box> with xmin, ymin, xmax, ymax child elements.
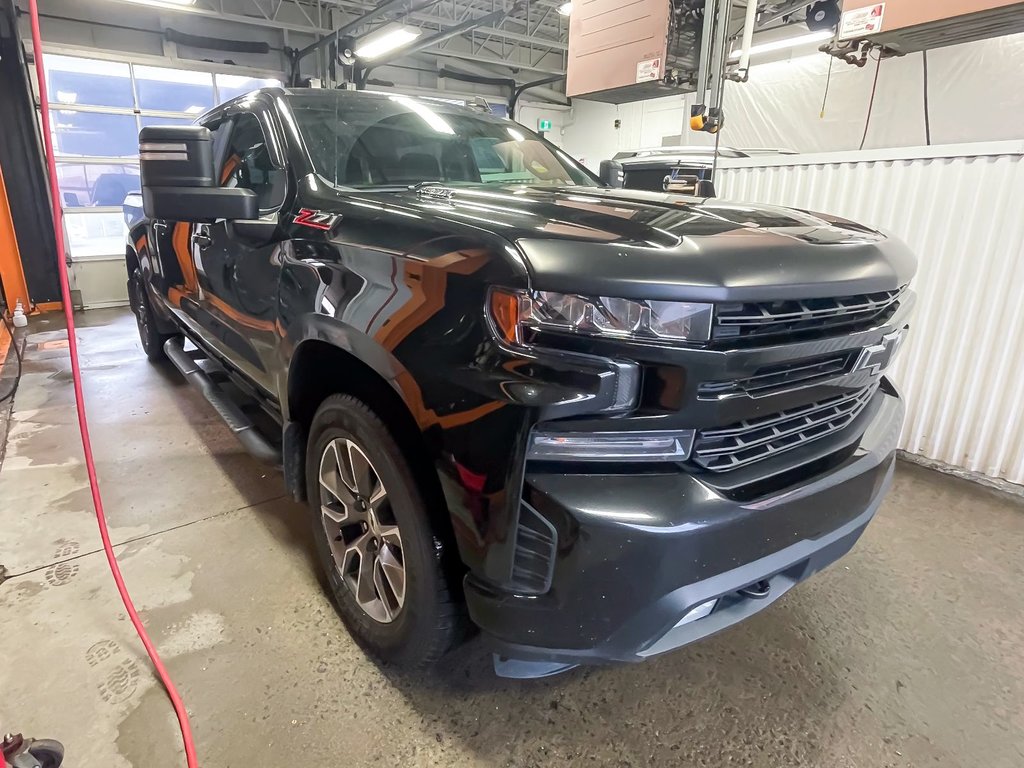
<box><xmin>690</xmin><ymin>105</ymin><xmax>725</xmax><ymax>134</ymax></box>
<box><xmin>689</xmin><ymin>0</ymin><xmax>735</xmax><ymax>134</ymax></box>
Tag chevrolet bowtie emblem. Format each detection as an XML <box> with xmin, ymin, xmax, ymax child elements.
<box><xmin>853</xmin><ymin>328</ymin><xmax>906</xmax><ymax>376</ymax></box>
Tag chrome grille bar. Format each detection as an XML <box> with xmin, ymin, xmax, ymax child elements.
<box><xmin>714</xmin><ymin>286</ymin><xmax>907</xmax><ymax>341</ymax></box>
<box><xmin>698</xmin><ymin>353</ymin><xmax>855</xmax><ymax>399</ymax></box>
<box><xmin>692</xmin><ymin>386</ymin><xmax>877</xmax><ymax>472</ymax></box>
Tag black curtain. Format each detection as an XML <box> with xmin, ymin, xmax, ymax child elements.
<box><xmin>0</xmin><ymin>0</ymin><xmax>61</xmax><ymax>304</ymax></box>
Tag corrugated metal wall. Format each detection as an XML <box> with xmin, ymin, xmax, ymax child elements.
<box><xmin>718</xmin><ymin>142</ymin><xmax>1024</xmax><ymax>486</ymax></box>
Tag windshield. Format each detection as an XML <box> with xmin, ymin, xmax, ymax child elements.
<box><xmin>286</xmin><ymin>90</ymin><xmax>597</xmax><ymax>190</ymax></box>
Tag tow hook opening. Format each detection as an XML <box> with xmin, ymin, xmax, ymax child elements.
<box><xmin>737</xmin><ymin>579</ymin><xmax>772</xmax><ymax>600</ymax></box>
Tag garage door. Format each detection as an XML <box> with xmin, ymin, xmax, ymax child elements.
<box><xmin>41</xmin><ymin>53</ymin><xmax>280</xmax><ymax>309</ymax></box>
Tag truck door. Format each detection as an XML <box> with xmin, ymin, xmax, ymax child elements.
<box><xmin>192</xmin><ymin>110</ymin><xmax>288</xmax><ymax>395</ymax></box>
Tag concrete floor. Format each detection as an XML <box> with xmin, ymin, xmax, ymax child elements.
<box><xmin>1</xmin><ymin>308</ymin><xmax>1022</xmax><ymax>768</ymax></box>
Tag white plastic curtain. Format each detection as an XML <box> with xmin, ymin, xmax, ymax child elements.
<box><xmin>562</xmin><ymin>32</ymin><xmax>1024</xmax><ymax>163</ymax></box>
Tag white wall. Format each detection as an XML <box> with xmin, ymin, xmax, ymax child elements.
<box><xmin>562</xmin><ymin>32</ymin><xmax>1024</xmax><ymax>167</ymax></box>
<box><xmin>516</xmin><ymin>102</ymin><xmax>573</xmax><ymax>147</ymax></box>
<box><xmin>716</xmin><ymin>143</ymin><xmax>1024</xmax><ymax>487</ymax></box>
<box><xmin>561</xmin><ymin>94</ymin><xmax>714</xmax><ymax>169</ymax></box>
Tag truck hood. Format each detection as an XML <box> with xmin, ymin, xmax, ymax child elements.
<box><xmin>386</xmin><ymin>185</ymin><xmax>919</xmax><ymax>302</ymax></box>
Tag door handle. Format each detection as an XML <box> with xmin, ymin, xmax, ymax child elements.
<box><xmin>192</xmin><ymin>231</ymin><xmax>213</xmax><ymax>249</ymax></box>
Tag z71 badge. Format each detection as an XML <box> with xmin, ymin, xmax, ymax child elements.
<box><xmin>294</xmin><ymin>208</ymin><xmax>341</xmax><ymax>230</ymax></box>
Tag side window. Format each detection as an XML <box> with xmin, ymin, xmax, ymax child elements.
<box><xmin>220</xmin><ymin>113</ymin><xmax>286</xmax><ymax>212</ymax></box>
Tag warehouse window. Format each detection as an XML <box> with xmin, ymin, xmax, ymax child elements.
<box><xmin>44</xmin><ymin>55</ymin><xmax>134</xmax><ymax>108</ymax></box>
<box><xmin>55</xmin><ymin>164</ymin><xmax>140</xmax><ymax>208</ymax></box>
<box><xmin>133</xmin><ymin>66</ymin><xmax>214</xmax><ymax>113</ymax></box>
<box><xmin>51</xmin><ymin>111</ymin><xmax>140</xmax><ymax>158</ymax></box>
<box><xmin>218</xmin><ymin>75</ymin><xmax>281</xmax><ymax>102</ymax></box>
<box><xmin>39</xmin><ymin>53</ymin><xmax>281</xmax><ymax>270</ymax></box>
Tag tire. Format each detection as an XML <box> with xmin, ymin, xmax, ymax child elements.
<box><xmin>306</xmin><ymin>394</ymin><xmax>462</xmax><ymax>667</ymax></box>
<box><xmin>129</xmin><ymin>268</ymin><xmax>177</xmax><ymax>362</ymax></box>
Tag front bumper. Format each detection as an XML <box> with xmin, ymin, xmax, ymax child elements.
<box><xmin>464</xmin><ymin>386</ymin><xmax>903</xmax><ymax>674</ymax></box>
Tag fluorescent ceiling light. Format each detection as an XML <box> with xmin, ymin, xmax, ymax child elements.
<box><xmin>55</xmin><ymin>90</ymin><xmax>77</xmax><ymax>104</ymax></box>
<box><xmin>184</xmin><ymin>104</ymin><xmax>204</xmax><ymax>113</ymax></box>
<box><xmin>729</xmin><ymin>29</ymin><xmax>833</xmax><ymax>59</ymax></box>
<box><xmin>355</xmin><ymin>26</ymin><xmax>421</xmax><ymax>61</ymax></box>
<box><xmin>558</xmin><ymin>2</ymin><xmax>573</xmax><ymax>15</ymax></box>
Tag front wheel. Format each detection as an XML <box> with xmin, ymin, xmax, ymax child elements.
<box><xmin>129</xmin><ymin>268</ymin><xmax>177</xmax><ymax>362</ymax></box>
<box><xmin>306</xmin><ymin>394</ymin><xmax>463</xmax><ymax>667</ymax></box>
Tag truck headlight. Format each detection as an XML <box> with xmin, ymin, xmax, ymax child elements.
<box><xmin>489</xmin><ymin>289</ymin><xmax>713</xmax><ymax>345</ymax></box>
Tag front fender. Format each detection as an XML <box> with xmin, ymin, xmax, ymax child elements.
<box><xmin>273</xmin><ymin>236</ymin><xmax>627</xmax><ymax>590</ymax></box>
<box><xmin>281</xmin><ymin>312</ymin><xmax>419</xmax><ymax>421</ymax></box>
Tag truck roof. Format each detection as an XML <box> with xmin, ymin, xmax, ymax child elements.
<box><xmin>202</xmin><ymin>86</ymin><xmax>499</xmax><ymax>122</ymax></box>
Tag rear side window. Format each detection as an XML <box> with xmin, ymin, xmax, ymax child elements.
<box><xmin>220</xmin><ymin>112</ymin><xmax>286</xmax><ymax>212</ymax></box>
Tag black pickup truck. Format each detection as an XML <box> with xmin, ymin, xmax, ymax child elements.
<box><xmin>126</xmin><ymin>88</ymin><xmax>915</xmax><ymax>678</ymax></box>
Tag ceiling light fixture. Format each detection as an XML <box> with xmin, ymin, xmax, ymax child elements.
<box><xmin>729</xmin><ymin>29</ymin><xmax>833</xmax><ymax>59</ymax></box>
<box><xmin>558</xmin><ymin>2</ymin><xmax>573</xmax><ymax>16</ymax></box>
<box><xmin>354</xmin><ymin>26</ymin><xmax>422</xmax><ymax>61</ymax></box>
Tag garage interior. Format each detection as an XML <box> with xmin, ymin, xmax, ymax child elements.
<box><xmin>0</xmin><ymin>1</ymin><xmax>1022</xmax><ymax>767</ymax></box>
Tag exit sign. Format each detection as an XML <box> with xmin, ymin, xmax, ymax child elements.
<box><xmin>537</xmin><ymin>118</ymin><xmax>553</xmax><ymax>132</ymax></box>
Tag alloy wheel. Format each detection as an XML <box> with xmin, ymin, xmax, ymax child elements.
<box><xmin>318</xmin><ymin>438</ymin><xmax>405</xmax><ymax>623</ymax></box>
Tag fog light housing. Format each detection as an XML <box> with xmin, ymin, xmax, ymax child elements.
<box><xmin>527</xmin><ymin>429</ymin><xmax>695</xmax><ymax>462</ymax></box>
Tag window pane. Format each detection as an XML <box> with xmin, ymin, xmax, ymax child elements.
<box><xmin>64</xmin><ymin>211</ymin><xmax>126</xmax><ymax>259</ymax></box>
<box><xmin>134</xmin><ymin>65</ymin><xmax>214</xmax><ymax>113</ymax></box>
<box><xmin>139</xmin><ymin>115</ymin><xmax>195</xmax><ymax>128</ymax></box>
<box><xmin>216</xmin><ymin>75</ymin><xmax>281</xmax><ymax>102</ymax></box>
<box><xmin>52</xmin><ymin>111</ymin><xmax>139</xmax><ymax>158</ymax></box>
<box><xmin>288</xmin><ymin>91</ymin><xmax>595</xmax><ymax>188</ymax></box>
<box><xmin>221</xmin><ymin>113</ymin><xmax>286</xmax><ymax>210</ymax></box>
<box><xmin>44</xmin><ymin>55</ymin><xmax>133</xmax><ymax>108</ymax></box>
<box><xmin>56</xmin><ymin>164</ymin><xmax>140</xmax><ymax>207</ymax></box>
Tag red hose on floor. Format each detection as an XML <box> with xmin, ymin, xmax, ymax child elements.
<box><xmin>26</xmin><ymin>3</ymin><xmax>199</xmax><ymax>766</ymax></box>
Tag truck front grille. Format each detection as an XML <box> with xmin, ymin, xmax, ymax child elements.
<box><xmin>714</xmin><ymin>286</ymin><xmax>906</xmax><ymax>343</ymax></box>
<box><xmin>698</xmin><ymin>352</ymin><xmax>856</xmax><ymax>400</ymax></box>
<box><xmin>692</xmin><ymin>385</ymin><xmax>876</xmax><ymax>472</ymax></box>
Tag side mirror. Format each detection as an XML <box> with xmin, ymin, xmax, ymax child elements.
<box><xmin>598</xmin><ymin>159</ymin><xmax>624</xmax><ymax>188</ymax></box>
<box><xmin>139</xmin><ymin>126</ymin><xmax>257</xmax><ymax>222</ymax></box>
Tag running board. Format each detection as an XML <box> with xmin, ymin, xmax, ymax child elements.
<box><xmin>163</xmin><ymin>338</ymin><xmax>281</xmax><ymax>466</ymax></box>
